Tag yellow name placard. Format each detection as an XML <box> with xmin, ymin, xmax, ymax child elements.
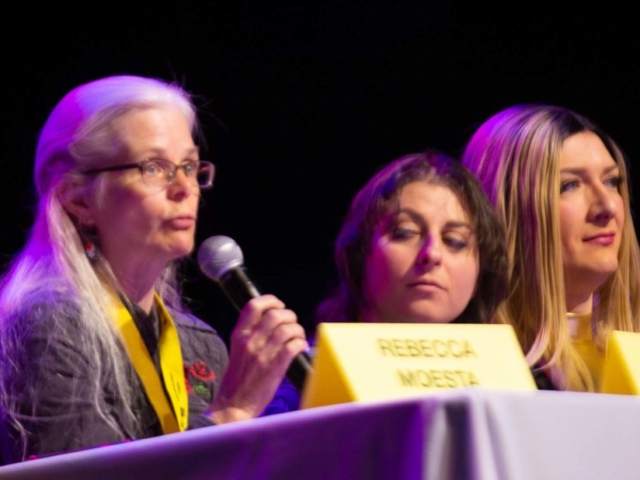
<box><xmin>600</xmin><ymin>331</ymin><xmax>640</xmax><ymax>395</ymax></box>
<box><xmin>301</xmin><ymin>323</ymin><xmax>536</xmax><ymax>409</ymax></box>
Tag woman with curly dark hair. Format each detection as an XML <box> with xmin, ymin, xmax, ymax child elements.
<box><xmin>316</xmin><ymin>150</ymin><xmax>508</xmax><ymax>327</ymax></box>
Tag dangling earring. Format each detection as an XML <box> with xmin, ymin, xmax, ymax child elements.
<box><xmin>84</xmin><ymin>241</ymin><xmax>97</xmax><ymax>261</ymax></box>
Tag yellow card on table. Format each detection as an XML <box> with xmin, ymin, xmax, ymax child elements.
<box><xmin>601</xmin><ymin>331</ymin><xmax>640</xmax><ymax>395</ymax></box>
<box><xmin>301</xmin><ymin>323</ymin><xmax>536</xmax><ymax>409</ymax></box>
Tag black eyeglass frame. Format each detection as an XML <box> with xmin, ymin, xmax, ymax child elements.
<box><xmin>83</xmin><ymin>158</ymin><xmax>215</xmax><ymax>189</ymax></box>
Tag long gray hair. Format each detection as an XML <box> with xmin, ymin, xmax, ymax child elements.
<box><xmin>0</xmin><ymin>75</ymin><xmax>200</xmax><ymax>458</ymax></box>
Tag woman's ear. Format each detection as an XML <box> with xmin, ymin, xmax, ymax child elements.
<box><xmin>57</xmin><ymin>182</ymin><xmax>94</xmax><ymax>226</ymax></box>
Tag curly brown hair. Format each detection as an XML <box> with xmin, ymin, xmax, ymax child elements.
<box><xmin>316</xmin><ymin>149</ymin><xmax>509</xmax><ymax>326</ymax></box>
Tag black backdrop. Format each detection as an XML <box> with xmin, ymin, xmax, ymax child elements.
<box><xmin>1</xmin><ymin>3</ymin><xmax>638</xmax><ymax>343</ymax></box>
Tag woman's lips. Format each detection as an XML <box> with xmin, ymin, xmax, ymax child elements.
<box><xmin>167</xmin><ymin>216</ymin><xmax>196</xmax><ymax>230</ymax></box>
<box><xmin>407</xmin><ymin>280</ymin><xmax>445</xmax><ymax>292</ymax></box>
<box><xmin>584</xmin><ymin>233</ymin><xmax>615</xmax><ymax>246</ymax></box>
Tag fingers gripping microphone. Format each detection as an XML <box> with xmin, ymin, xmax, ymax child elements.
<box><xmin>197</xmin><ymin>235</ymin><xmax>312</xmax><ymax>392</ymax></box>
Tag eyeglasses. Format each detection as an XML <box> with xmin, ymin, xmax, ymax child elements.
<box><xmin>83</xmin><ymin>158</ymin><xmax>215</xmax><ymax>189</ymax></box>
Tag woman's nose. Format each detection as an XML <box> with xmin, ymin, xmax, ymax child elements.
<box><xmin>417</xmin><ymin>239</ymin><xmax>442</xmax><ymax>268</ymax></box>
<box><xmin>589</xmin><ymin>185</ymin><xmax>618</xmax><ymax>224</ymax></box>
<box><xmin>167</xmin><ymin>167</ymin><xmax>194</xmax><ymax>197</ymax></box>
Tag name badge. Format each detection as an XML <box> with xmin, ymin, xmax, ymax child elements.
<box><xmin>601</xmin><ymin>331</ymin><xmax>640</xmax><ymax>395</ymax></box>
<box><xmin>301</xmin><ymin>323</ymin><xmax>536</xmax><ymax>409</ymax></box>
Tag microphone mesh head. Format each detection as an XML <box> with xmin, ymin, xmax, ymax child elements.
<box><xmin>197</xmin><ymin>235</ymin><xmax>245</xmax><ymax>281</ymax></box>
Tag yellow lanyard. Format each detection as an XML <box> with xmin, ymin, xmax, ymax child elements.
<box><xmin>113</xmin><ymin>292</ymin><xmax>188</xmax><ymax>433</ymax></box>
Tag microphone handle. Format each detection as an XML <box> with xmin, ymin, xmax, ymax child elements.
<box><xmin>219</xmin><ymin>266</ymin><xmax>261</xmax><ymax>310</ymax></box>
<box><xmin>218</xmin><ymin>267</ymin><xmax>312</xmax><ymax>392</ymax></box>
<box><xmin>286</xmin><ymin>349</ymin><xmax>313</xmax><ymax>392</ymax></box>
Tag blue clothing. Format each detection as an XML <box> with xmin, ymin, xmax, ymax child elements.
<box><xmin>261</xmin><ymin>378</ymin><xmax>301</xmax><ymax>416</ymax></box>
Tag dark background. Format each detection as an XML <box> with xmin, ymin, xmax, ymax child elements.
<box><xmin>1</xmin><ymin>3</ymin><xmax>638</xmax><ymax>343</ymax></box>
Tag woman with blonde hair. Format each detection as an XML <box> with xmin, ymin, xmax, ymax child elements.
<box><xmin>462</xmin><ymin>104</ymin><xmax>640</xmax><ymax>391</ymax></box>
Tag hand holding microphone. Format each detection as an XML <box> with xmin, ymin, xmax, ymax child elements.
<box><xmin>198</xmin><ymin>236</ymin><xmax>311</xmax><ymax>422</ymax></box>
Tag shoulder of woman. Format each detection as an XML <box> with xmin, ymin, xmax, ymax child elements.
<box><xmin>5</xmin><ymin>290</ymin><xmax>82</xmax><ymax>337</ymax></box>
<box><xmin>1</xmin><ymin>291</ymin><xmax>96</xmax><ymax>383</ymax></box>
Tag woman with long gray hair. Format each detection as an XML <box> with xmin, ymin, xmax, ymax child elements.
<box><xmin>0</xmin><ymin>75</ymin><xmax>308</xmax><ymax>463</ymax></box>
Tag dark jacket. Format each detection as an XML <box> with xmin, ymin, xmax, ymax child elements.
<box><xmin>0</xmin><ymin>297</ymin><xmax>228</xmax><ymax>464</ymax></box>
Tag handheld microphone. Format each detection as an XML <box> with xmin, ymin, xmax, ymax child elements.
<box><xmin>197</xmin><ymin>235</ymin><xmax>312</xmax><ymax>392</ymax></box>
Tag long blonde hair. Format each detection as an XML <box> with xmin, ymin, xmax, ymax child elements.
<box><xmin>462</xmin><ymin>104</ymin><xmax>640</xmax><ymax>391</ymax></box>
